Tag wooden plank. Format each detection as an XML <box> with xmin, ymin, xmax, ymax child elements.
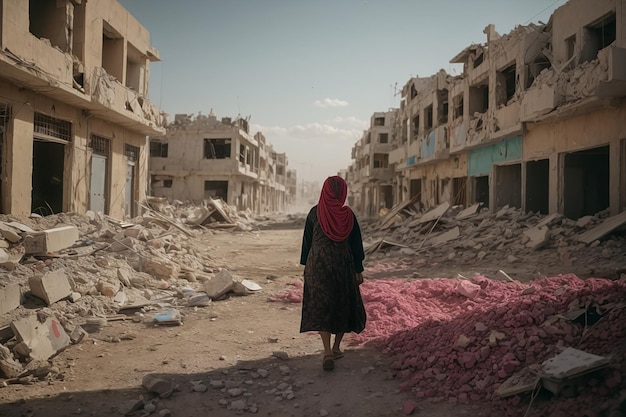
<box><xmin>378</xmin><ymin>194</ymin><xmax>421</xmax><ymax>230</ymax></box>
<box><xmin>576</xmin><ymin>210</ymin><xmax>626</xmax><ymax>244</ymax></box>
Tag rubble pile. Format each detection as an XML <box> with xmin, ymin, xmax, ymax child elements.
<box><xmin>351</xmin><ymin>271</ymin><xmax>626</xmax><ymax>416</ymax></box>
<box><xmin>0</xmin><ymin>200</ymin><xmax>263</xmax><ymax>383</ymax></box>
<box><xmin>362</xmin><ymin>201</ymin><xmax>626</xmax><ymax>278</ymax></box>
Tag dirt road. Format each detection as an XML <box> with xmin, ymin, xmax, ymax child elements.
<box><xmin>0</xmin><ymin>228</ymin><xmax>477</xmax><ymax>417</ymax></box>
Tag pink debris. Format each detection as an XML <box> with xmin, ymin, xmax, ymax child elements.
<box><xmin>351</xmin><ymin>273</ymin><xmax>626</xmax><ymax>416</ymax></box>
<box><xmin>266</xmin><ymin>281</ymin><xmax>303</xmax><ymax>303</ymax></box>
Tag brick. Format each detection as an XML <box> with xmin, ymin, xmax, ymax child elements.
<box><xmin>0</xmin><ymin>282</ymin><xmax>21</xmax><ymax>314</ymax></box>
<box><xmin>29</xmin><ymin>269</ymin><xmax>72</xmax><ymax>305</ymax></box>
<box><xmin>24</xmin><ymin>225</ymin><xmax>79</xmax><ymax>254</ymax></box>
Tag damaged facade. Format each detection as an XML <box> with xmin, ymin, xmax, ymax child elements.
<box><xmin>348</xmin><ymin>110</ymin><xmax>396</xmax><ymax>215</ymax></box>
<box><xmin>0</xmin><ymin>0</ymin><xmax>164</xmax><ymax>219</ymax></box>
<box><xmin>149</xmin><ymin>111</ymin><xmax>293</xmax><ymax>213</ymax></box>
<box><xmin>351</xmin><ymin>0</ymin><xmax>626</xmax><ymax>220</ymax></box>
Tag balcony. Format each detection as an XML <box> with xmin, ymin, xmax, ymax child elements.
<box><xmin>417</xmin><ymin>125</ymin><xmax>449</xmax><ymax>164</ymax></box>
<box><xmin>90</xmin><ymin>68</ymin><xmax>165</xmax><ymax>135</ymax></box>
<box><xmin>389</xmin><ymin>145</ymin><xmax>406</xmax><ymax>166</ymax></box>
<box><xmin>520</xmin><ymin>84</ymin><xmax>562</xmax><ymax>122</ymax></box>
<box><xmin>370</xmin><ymin>167</ymin><xmax>393</xmax><ymax>183</ymax></box>
<box><xmin>493</xmin><ymin>101</ymin><xmax>522</xmax><ymax>140</ymax></box>
<box><xmin>598</xmin><ymin>46</ymin><xmax>626</xmax><ymax>97</ymax></box>
<box><xmin>449</xmin><ymin>119</ymin><xmax>468</xmax><ymax>154</ymax></box>
<box><xmin>237</xmin><ymin>161</ymin><xmax>259</xmax><ymax>179</ymax></box>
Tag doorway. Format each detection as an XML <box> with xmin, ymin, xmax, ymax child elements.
<box><xmin>473</xmin><ymin>176</ymin><xmax>489</xmax><ymax>207</ymax></box>
<box><xmin>563</xmin><ymin>145</ymin><xmax>609</xmax><ymax>219</ymax></box>
<box><xmin>32</xmin><ymin>140</ymin><xmax>65</xmax><ymax>215</ymax></box>
<box><xmin>525</xmin><ymin>159</ymin><xmax>549</xmax><ymax>214</ymax></box>
<box><xmin>495</xmin><ymin>163</ymin><xmax>522</xmax><ymax>209</ymax></box>
<box><xmin>89</xmin><ymin>135</ymin><xmax>110</xmax><ymax>213</ymax></box>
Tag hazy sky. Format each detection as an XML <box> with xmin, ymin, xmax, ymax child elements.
<box><xmin>119</xmin><ymin>0</ymin><xmax>567</xmax><ymax>184</ymax></box>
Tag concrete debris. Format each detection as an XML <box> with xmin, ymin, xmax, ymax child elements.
<box><xmin>361</xmin><ymin>204</ymin><xmax>626</xmax><ymax>278</ymax></box>
<box><xmin>10</xmin><ymin>315</ymin><xmax>70</xmax><ymax>361</ymax></box>
<box><xmin>0</xmin><ymin>202</ymin><xmax>266</xmax><ymax>381</ymax></box>
<box><xmin>24</xmin><ymin>225</ymin><xmax>79</xmax><ymax>254</ymax></box>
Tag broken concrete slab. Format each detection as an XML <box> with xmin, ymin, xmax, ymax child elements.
<box><xmin>0</xmin><ymin>223</ymin><xmax>22</xmax><ymax>243</ymax></box>
<box><xmin>576</xmin><ymin>210</ymin><xmax>626</xmax><ymax>244</ymax></box>
<box><xmin>429</xmin><ymin>227</ymin><xmax>460</xmax><ymax>246</ymax></box>
<box><xmin>523</xmin><ymin>226</ymin><xmax>550</xmax><ymax>250</ymax></box>
<box><xmin>0</xmin><ymin>282</ymin><xmax>21</xmax><ymax>315</ymax></box>
<box><xmin>24</xmin><ymin>225</ymin><xmax>79</xmax><ymax>254</ymax></box>
<box><xmin>456</xmin><ymin>203</ymin><xmax>481</xmax><ymax>220</ymax></box>
<box><xmin>535</xmin><ymin>212</ymin><xmax>562</xmax><ymax>228</ymax></box>
<box><xmin>10</xmin><ymin>315</ymin><xmax>71</xmax><ymax>361</ymax></box>
<box><xmin>203</xmin><ymin>269</ymin><xmax>236</xmax><ymax>299</ymax></box>
<box><xmin>541</xmin><ymin>347</ymin><xmax>610</xmax><ymax>395</ymax></box>
<box><xmin>29</xmin><ymin>269</ymin><xmax>72</xmax><ymax>305</ymax></box>
<box><xmin>408</xmin><ymin>202</ymin><xmax>450</xmax><ymax>227</ymax></box>
<box><xmin>0</xmin><ymin>344</ymin><xmax>22</xmax><ymax>378</ymax></box>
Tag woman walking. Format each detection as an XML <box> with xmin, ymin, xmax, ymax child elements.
<box><xmin>300</xmin><ymin>175</ymin><xmax>367</xmax><ymax>371</ymax></box>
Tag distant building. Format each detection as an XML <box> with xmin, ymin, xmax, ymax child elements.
<box><xmin>0</xmin><ymin>0</ymin><xmax>164</xmax><ymax>217</ymax></box>
<box><xmin>149</xmin><ymin>111</ymin><xmax>290</xmax><ymax>213</ymax></box>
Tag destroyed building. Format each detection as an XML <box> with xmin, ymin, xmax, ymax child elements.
<box><xmin>348</xmin><ymin>110</ymin><xmax>396</xmax><ymax>215</ymax></box>
<box><xmin>350</xmin><ymin>0</ymin><xmax>626</xmax><ymax>220</ymax></box>
<box><xmin>149</xmin><ymin>111</ymin><xmax>293</xmax><ymax>213</ymax></box>
<box><xmin>0</xmin><ymin>0</ymin><xmax>165</xmax><ymax>219</ymax></box>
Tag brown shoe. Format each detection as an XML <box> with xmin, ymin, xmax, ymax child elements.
<box><xmin>322</xmin><ymin>354</ymin><xmax>334</xmax><ymax>371</ymax></box>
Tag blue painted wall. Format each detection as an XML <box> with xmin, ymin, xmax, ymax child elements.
<box><xmin>468</xmin><ymin>136</ymin><xmax>522</xmax><ymax>177</ymax></box>
<box><xmin>421</xmin><ymin>131</ymin><xmax>436</xmax><ymax>158</ymax></box>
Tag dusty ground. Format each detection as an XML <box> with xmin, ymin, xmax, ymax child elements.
<box><xmin>0</xmin><ymin>227</ymin><xmax>490</xmax><ymax>417</ymax></box>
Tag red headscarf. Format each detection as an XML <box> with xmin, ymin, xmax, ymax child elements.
<box><xmin>317</xmin><ymin>176</ymin><xmax>354</xmax><ymax>242</ymax></box>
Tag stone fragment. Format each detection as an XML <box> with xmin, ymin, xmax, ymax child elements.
<box><xmin>523</xmin><ymin>226</ymin><xmax>550</xmax><ymax>250</ymax></box>
<box><xmin>143</xmin><ymin>257</ymin><xmax>180</xmax><ymax>281</ymax></box>
<box><xmin>142</xmin><ymin>374</ymin><xmax>173</xmax><ymax>398</ymax></box>
<box><xmin>24</xmin><ymin>225</ymin><xmax>79</xmax><ymax>254</ymax></box>
<box><xmin>0</xmin><ymin>282</ymin><xmax>21</xmax><ymax>314</ymax></box>
<box><xmin>203</xmin><ymin>269</ymin><xmax>235</xmax><ymax>299</ymax></box>
<box><xmin>97</xmin><ymin>280</ymin><xmax>120</xmax><ymax>297</ymax></box>
<box><xmin>10</xmin><ymin>315</ymin><xmax>70</xmax><ymax>361</ymax></box>
<box><xmin>29</xmin><ymin>269</ymin><xmax>72</xmax><ymax>305</ymax></box>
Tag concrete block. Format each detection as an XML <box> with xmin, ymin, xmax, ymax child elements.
<box><xmin>203</xmin><ymin>269</ymin><xmax>235</xmax><ymax>299</ymax></box>
<box><xmin>523</xmin><ymin>226</ymin><xmax>550</xmax><ymax>250</ymax></box>
<box><xmin>29</xmin><ymin>269</ymin><xmax>72</xmax><ymax>305</ymax></box>
<box><xmin>10</xmin><ymin>315</ymin><xmax>70</xmax><ymax>361</ymax></box>
<box><xmin>24</xmin><ymin>225</ymin><xmax>79</xmax><ymax>254</ymax></box>
<box><xmin>0</xmin><ymin>282</ymin><xmax>21</xmax><ymax>314</ymax></box>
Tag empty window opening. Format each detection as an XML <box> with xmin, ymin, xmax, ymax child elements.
<box><xmin>239</xmin><ymin>144</ymin><xmax>245</xmax><ymax>163</ymax></box>
<box><xmin>525</xmin><ymin>159</ymin><xmax>549</xmax><ymax>214</ymax></box>
<box><xmin>374</xmin><ymin>117</ymin><xmax>385</xmax><ymax>126</ymax></box>
<box><xmin>563</xmin><ymin>145</ymin><xmax>609</xmax><ymax>219</ymax></box>
<box><xmin>565</xmin><ymin>35</ymin><xmax>576</xmax><ymax>61</ymax></box>
<box><xmin>583</xmin><ymin>13</ymin><xmax>617</xmax><ymax>62</ymax></box>
<box><xmin>453</xmin><ymin>94</ymin><xmax>464</xmax><ymax>120</ymax></box>
<box><xmin>0</xmin><ymin>104</ymin><xmax>10</xmax><ymax>214</ymax></box>
<box><xmin>32</xmin><ymin>140</ymin><xmax>65</xmax><ymax>216</ymax></box>
<box><xmin>379</xmin><ymin>133</ymin><xmax>389</xmax><ymax>144</ymax></box>
<box><xmin>163</xmin><ymin>179</ymin><xmax>173</xmax><ymax>188</ymax></box>
<box><xmin>437</xmin><ymin>89</ymin><xmax>449</xmax><ymax>124</ymax></box>
<box><xmin>126</xmin><ymin>43</ymin><xmax>146</xmax><ymax>94</ymax></box>
<box><xmin>204</xmin><ymin>138</ymin><xmax>231</xmax><ymax>159</ymax></box>
<box><xmin>495</xmin><ymin>164</ymin><xmax>521</xmax><ymax>210</ymax></box>
<box><xmin>469</xmin><ymin>83</ymin><xmax>489</xmax><ymax>115</ymax></box>
<box><xmin>473</xmin><ymin>176</ymin><xmax>489</xmax><ymax>207</ymax></box>
<box><xmin>102</xmin><ymin>21</ymin><xmax>124</xmax><ymax>81</ymax></box>
<box><xmin>204</xmin><ymin>180</ymin><xmax>228</xmax><ymax>201</ymax></box>
<box><xmin>424</xmin><ymin>105</ymin><xmax>433</xmax><ymax>130</ymax></box>
<box><xmin>412</xmin><ymin>115</ymin><xmax>420</xmax><ymax>138</ymax></box>
<box><xmin>473</xmin><ymin>52</ymin><xmax>484</xmax><ymax>68</ymax></box>
<box><xmin>381</xmin><ymin>185</ymin><xmax>393</xmax><ymax>210</ymax></box>
<box><xmin>497</xmin><ymin>63</ymin><xmax>517</xmax><ymax>105</ymax></box>
<box><xmin>401</xmin><ymin>119</ymin><xmax>408</xmax><ymax>143</ymax></box>
<box><xmin>373</xmin><ymin>153</ymin><xmax>389</xmax><ymax>169</ymax></box>
<box><xmin>526</xmin><ymin>54</ymin><xmax>551</xmax><ymax>89</ymax></box>
<box><xmin>34</xmin><ymin>113</ymin><xmax>72</xmax><ymax>142</ymax></box>
<box><xmin>149</xmin><ymin>140</ymin><xmax>168</xmax><ymax>158</ymax></box>
<box><xmin>29</xmin><ymin>0</ymin><xmax>71</xmax><ymax>52</ymax></box>
<box><xmin>410</xmin><ymin>84</ymin><xmax>418</xmax><ymax>99</ymax></box>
